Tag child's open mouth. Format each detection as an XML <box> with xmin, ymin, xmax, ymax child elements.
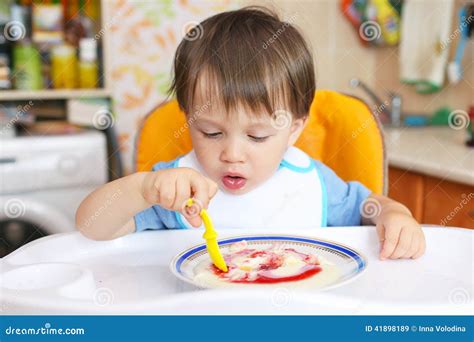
<box><xmin>222</xmin><ymin>173</ymin><xmax>247</xmax><ymax>190</ymax></box>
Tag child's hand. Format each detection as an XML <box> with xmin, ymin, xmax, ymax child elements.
<box><xmin>141</xmin><ymin>168</ymin><xmax>219</xmax><ymax>227</ymax></box>
<box><xmin>376</xmin><ymin>211</ymin><xmax>426</xmax><ymax>260</ymax></box>
<box><xmin>362</xmin><ymin>194</ymin><xmax>426</xmax><ymax>260</ymax></box>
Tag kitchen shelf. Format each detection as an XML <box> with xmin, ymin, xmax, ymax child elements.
<box><xmin>0</xmin><ymin>88</ymin><xmax>111</xmax><ymax>101</ymax></box>
<box><xmin>0</xmin><ymin>0</ymin><xmax>112</xmax><ymax>103</ymax></box>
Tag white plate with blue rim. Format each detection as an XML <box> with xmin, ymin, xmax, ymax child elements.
<box><xmin>170</xmin><ymin>234</ymin><xmax>367</xmax><ymax>290</ymax></box>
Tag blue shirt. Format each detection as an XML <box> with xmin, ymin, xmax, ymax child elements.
<box><xmin>134</xmin><ymin>158</ymin><xmax>371</xmax><ymax>231</ymax></box>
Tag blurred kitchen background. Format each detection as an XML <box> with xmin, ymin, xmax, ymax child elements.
<box><xmin>0</xmin><ymin>0</ymin><xmax>473</xmax><ymax>257</ymax></box>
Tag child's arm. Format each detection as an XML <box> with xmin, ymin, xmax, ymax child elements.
<box><xmin>362</xmin><ymin>193</ymin><xmax>426</xmax><ymax>260</ymax></box>
<box><xmin>75</xmin><ymin>168</ymin><xmax>218</xmax><ymax>241</ymax></box>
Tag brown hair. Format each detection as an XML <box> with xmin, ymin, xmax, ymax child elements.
<box><xmin>169</xmin><ymin>6</ymin><xmax>316</xmax><ymax>119</ymax></box>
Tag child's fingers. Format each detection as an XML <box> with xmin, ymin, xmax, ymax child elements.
<box><xmin>181</xmin><ymin>196</ymin><xmax>203</xmax><ymax>228</ymax></box>
<box><xmin>375</xmin><ymin>223</ymin><xmax>386</xmax><ymax>256</ymax></box>
<box><xmin>379</xmin><ymin>225</ymin><xmax>402</xmax><ymax>260</ymax></box>
<box><xmin>191</xmin><ymin>177</ymin><xmax>211</xmax><ymax>209</ymax></box>
<box><xmin>389</xmin><ymin>226</ymin><xmax>413</xmax><ymax>259</ymax></box>
<box><xmin>142</xmin><ymin>173</ymin><xmax>160</xmax><ymax>203</ymax></box>
<box><xmin>173</xmin><ymin>177</ymin><xmax>192</xmax><ymax>211</ymax></box>
<box><xmin>401</xmin><ymin>230</ymin><xmax>420</xmax><ymax>259</ymax></box>
<box><xmin>180</xmin><ymin>176</ymin><xmax>216</xmax><ymax>229</ymax></box>
<box><xmin>207</xmin><ymin>179</ymin><xmax>219</xmax><ymax>199</ymax></box>
<box><xmin>157</xmin><ymin>179</ymin><xmax>177</xmax><ymax>209</ymax></box>
<box><xmin>375</xmin><ymin>223</ymin><xmax>385</xmax><ymax>246</ymax></box>
<box><xmin>411</xmin><ymin>231</ymin><xmax>426</xmax><ymax>259</ymax></box>
<box><xmin>186</xmin><ymin>215</ymin><xmax>203</xmax><ymax>228</ymax></box>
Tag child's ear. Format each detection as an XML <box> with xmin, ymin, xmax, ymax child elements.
<box><xmin>287</xmin><ymin>116</ymin><xmax>308</xmax><ymax>146</ymax></box>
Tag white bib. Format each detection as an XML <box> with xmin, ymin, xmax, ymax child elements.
<box><xmin>175</xmin><ymin>146</ymin><xmax>326</xmax><ymax>229</ymax></box>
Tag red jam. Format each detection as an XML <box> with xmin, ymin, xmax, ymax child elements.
<box><xmin>211</xmin><ymin>247</ymin><xmax>322</xmax><ymax>284</ymax></box>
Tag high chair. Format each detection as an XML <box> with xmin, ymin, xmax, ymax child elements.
<box><xmin>135</xmin><ymin>90</ymin><xmax>387</xmax><ymax>195</ymax></box>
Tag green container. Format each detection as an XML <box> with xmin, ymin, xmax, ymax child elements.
<box><xmin>13</xmin><ymin>42</ymin><xmax>42</xmax><ymax>90</ymax></box>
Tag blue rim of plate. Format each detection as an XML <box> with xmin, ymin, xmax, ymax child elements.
<box><xmin>172</xmin><ymin>235</ymin><xmax>367</xmax><ymax>278</ymax></box>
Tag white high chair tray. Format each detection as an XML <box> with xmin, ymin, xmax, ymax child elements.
<box><xmin>1</xmin><ymin>226</ymin><xmax>472</xmax><ymax>315</ymax></box>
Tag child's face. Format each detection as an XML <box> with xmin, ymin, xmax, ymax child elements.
<box><xmin>189</xmin><ymin>100</ymin><xmax>306</xmax><ymax>195</ymax></box>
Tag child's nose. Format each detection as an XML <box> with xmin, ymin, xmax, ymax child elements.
<box><xmin>220</xmin><ymin>140</ymin><xmax>245</xmax><ymax>163</ymax></box>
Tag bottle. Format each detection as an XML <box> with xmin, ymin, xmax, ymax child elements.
<box><xmin>50</xmin><ymin>43</ymin><xmax>77</xmax><ymax>88</ymax></box>
<box><xmin>31</xmin><ymin>0</ymin><xmax>64</xmax><ymax>45</ymax></box>
<box><xmin>372</xmin><ymin>0</ymin><xmax>400</xmax><ymax>45</ymax></box>
<box><xmin>0</xmin><ymin>4</ymin><xmax>12</xmax><ymax>89</ymax></box>
<box><xmin>467</xmin><ymin>106</ymin><xmax>474</xmax><ymax>148</ymax></box>
<box><xmin>65</xmin><ymin>0</ymin><xmax>83</xmax><ymax>47</ymax></box>
<box><xmin>78</xmin><ymin>38</ymin><xmax>97</xmax><ymax>88</ymax></box>
<box><xmin>12</xmin><ymin>40</ymin><xmax>42</xmax><ymax>90</ymax></box>
<box><xmin>79</xmin><ymin>0</ymin><xmax>95</xmax><ymax>38</ymax></box>
<box><xmin>65</xmin><ymin>0</ymin><xmax>95</xmax><ymax>47</ymax></box>
<box><xmin>0</xmin><ymin>35</ymin><xmax>12</xmax><ymax>89</ymax></box>
<box><xmin>10</xmin><ymin>0</ymin><xmax>32</xmax><ymax>41</ymax></box>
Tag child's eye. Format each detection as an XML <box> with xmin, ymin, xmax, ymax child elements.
<box><xmin>248</xmin><ymin>135</ymin><xmax>269</xmax><ymax>142</ymax></box>
<box><xmin>202</xmin><ymin>131</ymin><xmax>222</xmax><ymax>139</ymax></box>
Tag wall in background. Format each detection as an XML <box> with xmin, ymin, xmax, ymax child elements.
<box><xmin>241</xmin><ymin>0</ymin><xmax>378</xmax><ymax>98</ymax></box>
<box><xmin>106</xmin><ymin>0</ymin><xmax>473</xmax><ymax>174</ymax></box>
<box><xmin>372</xmin><ymin>0</ymin><xmax>473</xmax><ymax>115</ymax></box>
<box><xmin>105</xmin><ymin>0</ymin><xmax>235</xmax><ymax>174</ymax></box>
<box><xmin>245</xmin><ymin>0</ymin><xmax>473</xmax><ymax>114</ymax></box>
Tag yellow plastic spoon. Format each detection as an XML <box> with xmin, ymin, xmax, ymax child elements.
<box><xmin>186</xmin><ymin>198</ymin><xmax>228</xmax><ymax>272</ymax></box>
